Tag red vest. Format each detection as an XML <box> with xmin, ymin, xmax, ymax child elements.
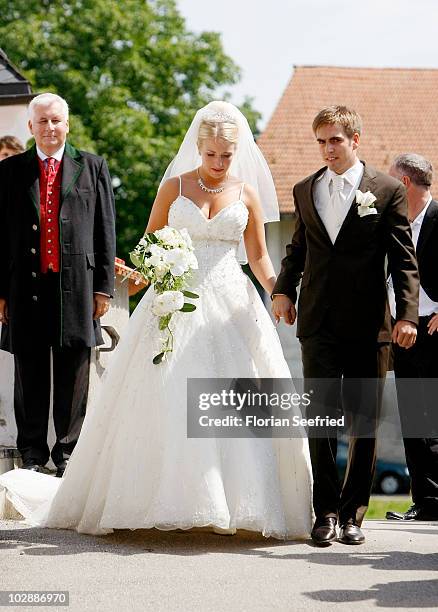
<box><xmin>38</xmin><ymin>157</ymin><xmax>62</xmax><ymax>273</ymax></box>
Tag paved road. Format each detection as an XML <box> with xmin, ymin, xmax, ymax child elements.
<box><xmin>1</xmin><ymin>520</ymin><xmax>437</xmax><ymax>611</ymax></box>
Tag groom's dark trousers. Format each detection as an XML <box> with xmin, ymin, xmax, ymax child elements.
<box><xmin>273</xmin><ymin>162</ymin><xmax>419</xmax><ymax>526</ymax></box>
<box><xmin>301</xmin><ymin>318</ymin><xmax>390</xmax><ymax>525</ymax></box>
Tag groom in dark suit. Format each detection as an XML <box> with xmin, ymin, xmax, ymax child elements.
<box><xmin>0</xmin><ymin>93</ymin><xmax>115</xmax><ymax>476</ymax></box>
<box><xmin>272</xmin><ymin>106</ymin><xmax>419</xmax><ymax>545</ymax></box>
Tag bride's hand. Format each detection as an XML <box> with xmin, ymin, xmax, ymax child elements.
<box><xmin>272</xmin><ymin>295</ymin><xmax>296</xmax><ymax>326</ymax></box>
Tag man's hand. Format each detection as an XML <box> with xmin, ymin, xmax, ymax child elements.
<box><xmin>0</xmin><ymin>298</ymin><xmax>8</xmax><ymax>325</ymax></box>
<box><xmin>93</xmin><ymin>294</ymin><xmax>110</xmax><ymax>320</ymax></box>
<box><xmin>427</xmin><ymin>313</ymin><xmax>438</xmax><ymax>335</ymax></box>
<box><xmin>271</xmin><ymin>295</ymin><xmax>297</xmax><ymax>326</ymax></box>
<box><xmin>392</xmin><ymin>319</ymin><xmax>417</xmax><ymax>348</ymax></box>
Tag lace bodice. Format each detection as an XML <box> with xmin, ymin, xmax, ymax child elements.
<box><xmin>168</xmin><ymin>195</ymin><xmax>248</xmax><ymax>243</ymax></box>
<box><xmin>168</xmin><ymin>195</ymin><xmax>249</xmax><ymax>293</ymax></box>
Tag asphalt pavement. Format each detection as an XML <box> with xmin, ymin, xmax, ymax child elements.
<box><xmin>1</xmin><ymin>519</ymin><xmax>437</xmax><ymax>611</ymax></box>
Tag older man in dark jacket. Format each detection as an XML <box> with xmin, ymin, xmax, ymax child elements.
<box><xmin>0</xmin><ymin>93</ymin><xmax>115</xmax><ymax>476</ymax></box>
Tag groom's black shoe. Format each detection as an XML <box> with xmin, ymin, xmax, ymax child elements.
<box><xmin>311</xmin><ymin>517</ymin><xmax>337</xmax><ymax>545</ymax></box>
<box><xmin>338</xmin><ymin>520</ymin><xmax>365</xmax><ymax>545</ymax></box>
<box><xmin>386</xmin><ymin>504</ymin><xmax>438</xmax><ymax>521</ymax></box>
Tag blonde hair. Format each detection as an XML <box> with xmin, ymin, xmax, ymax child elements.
<box><xmin>197</xmin><ymin>120</ymin><xmax>239</xmax><ymax>148</ymax></box>
<box><xmin>312</xmin><ymin>105</ymin><xmax>362</xmax><ymax>138</ymax></box>
<box><xmin>0</xmin><ymin>135</ymin><xmax>25</xmax><ymax>154</ymax></box>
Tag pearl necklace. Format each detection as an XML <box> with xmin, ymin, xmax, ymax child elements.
<box><xmin>197</xmin><ymin>169</ymin><xmax>226</xmax><ymax>194</ymax></box>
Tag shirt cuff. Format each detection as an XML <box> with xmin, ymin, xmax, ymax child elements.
<box><xmin>271</xmin><ymin>293</ymin><xmax>288</xmax><ymax>300</ymax></box>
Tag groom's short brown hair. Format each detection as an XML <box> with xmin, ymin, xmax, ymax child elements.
<box><xmin>312</xmin><ymin>106</ymin><xmax>362</xmax><ymax>138</ymax></box>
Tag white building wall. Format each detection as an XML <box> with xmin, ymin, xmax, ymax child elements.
<box><xmin>0</xmin><ymin>104</ymin><xmax>30</xmax><ymax>145</ymax></box>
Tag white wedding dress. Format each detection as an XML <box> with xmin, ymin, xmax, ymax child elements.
<box><xmin>0</xmin><ymin>189</ymin><xmax>313</xmax><ymax>539</ymax></box>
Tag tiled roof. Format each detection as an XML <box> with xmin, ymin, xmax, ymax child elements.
<box><xmin>257</xmin><ymin>66</ymin><xmax>438</xmax><ymax>213</ymax></box>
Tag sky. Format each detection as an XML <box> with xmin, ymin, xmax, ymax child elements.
<box><xmin>177</xmin><ymin>0</ymin><xmax>438</xmax><ymax>127</ymax></box>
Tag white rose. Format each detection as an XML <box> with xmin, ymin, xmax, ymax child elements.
<box><xmin>147</xmin><ymin>254</ymin><xmax>163</xmax><ymax>267</ymax></box>
<box><xmin>356</xmin><ymin>190</ymin><xmax>377</xmax><ymax>207</ymax></box>
<box><xmin>151</xmin><ymin>291</ymin><xmax>185</xmax><ymax>316</ymax></box>
<box><xmin>149</xmin><ymin>244</ymin><xmax>167</xmax><ymax>259</ymax></box>
<box><xmin>356</xmin><ymin>190</ymin><xmax>378</xmax><ymax>218</ymax></box>
<box><xmin>154</xmin><ymin>265</ymin><xmax>168</xmax><ymax>281</ymax></box>
<box><xmin>155</xmin><ymin>226</ymin><xmax>181</xmax><ymax>248</ymax></box>
<box><xmin>161</xmin><ymin>248</ymin><xmax>192</xmax><ymax>276</ymax></box>
<box><xmin>358</xmin><ymin>206</ymin><xmax>378</xmax><ymax>218</ymax></box>
<box><xmin>172</xmin><ymin>264</ymin><xmax>188</xmax><ymax>277</ymax></box>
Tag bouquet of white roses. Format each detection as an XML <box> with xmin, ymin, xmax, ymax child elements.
<box><xmin>130</xmin><ymin>226</ymin><xmax>199</xmax><ymax>364</ymax></box>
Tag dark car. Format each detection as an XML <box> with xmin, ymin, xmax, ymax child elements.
<box><xmin>336</xmin><ymin>441</ymin><xmax>410</xmax><ymax>495</ymax></box>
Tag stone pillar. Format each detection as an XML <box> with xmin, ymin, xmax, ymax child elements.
<box><xmin>265</xmin><ymin>216</ymin><xmax>303</xmax><ymax>377</ymax></box>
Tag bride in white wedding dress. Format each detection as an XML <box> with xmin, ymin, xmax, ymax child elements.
<box><xmin>0</xmin><ymin>101</ymin><xmax>312</xmax><ymax>539</ymax></box>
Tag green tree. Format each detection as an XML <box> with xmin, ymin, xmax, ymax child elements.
<box><xmin>0</xmin><ymin>0</ymin><xmax>260</xmax><ymax>264</ymax></box>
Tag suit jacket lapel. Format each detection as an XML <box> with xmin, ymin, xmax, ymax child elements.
<box><xmin>25</xmin><ymin>146</ymin><xmax>41</xmax><ymax>221</ymax></box>
<box><xmin>61</xmin><ymin>141</ymin><xmax>84</xmax><ymax>204</ymax></box>
<box><xmin>416</xmin><ymin>199</ymin><xmax>438</xmax><ymax>256</ymax></box>
<box><xmin>335</xmin><ymin>162</ymin><xmax>377</xmax><ymax>244</ymax></box>
<box><xmin>305</xmin><ymin>167</ymin><xmax>332</xmax><ymax>245</ymax></box>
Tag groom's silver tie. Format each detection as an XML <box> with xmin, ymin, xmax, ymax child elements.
<box><xmin>328</xmin><ymin>174</ymin><xmax>345</xmax><ymax>243</ymax></box>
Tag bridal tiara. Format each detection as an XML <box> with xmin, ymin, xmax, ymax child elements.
<box><xmin>201</xmin><ymin>110</ymin><xmax>238</xmax><ymax>124</ymax></box>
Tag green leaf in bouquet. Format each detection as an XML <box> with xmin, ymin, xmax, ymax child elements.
<box><xmin>180</xmin><ymin>303</ymin><xmax>196</xmax><ymax>312</ymax></box>
<box><xmin>182</xmin><ymin>290</ymin><xmax>199</xmax><ymax>299</ymax></box>
<box><xmin>153</xmin><ymin>352</ymin><xmax>166</xmax><ymax>365</ymax></box>
<box><xmin>159</xmin><ymin>314</ymin><xmax>172</xmax><ymax>331</ymax></box>
<box><xmin>129</xmin><ymin>251</ymin><xmax>142</xmax><ymax>268</ymax></box>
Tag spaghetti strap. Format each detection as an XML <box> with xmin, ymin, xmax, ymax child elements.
<box><xmin>178</xmin><ymin>175</ymin><xmax>182</xmax><ymax>196</ymax></box>
<box><xmin>239</xmin><ymin>182</ymin><xmax>245</xmax><ymax>201</ymax></box>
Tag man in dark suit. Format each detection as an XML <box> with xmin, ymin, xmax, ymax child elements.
<box><xmin>386</xmin><ymin>153</ymin><xmax>438</xmax><ymax>521</ymax></box>
<box><xmin>272</xmin><ymin>106</ymin><xmax>419</xmax><ymax>545</ymax></box>
<box><xmin>0</xmin><ymin>93</ymin><xmax>115</xmax><ymax>477</ymax></box>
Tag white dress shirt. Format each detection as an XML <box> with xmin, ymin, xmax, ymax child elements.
<box><xmin>313</xmin><ymin>159</ymin><xmax>364</xmax><ymax>244</ymax></box>
<box><xmin>388</xmin><ymin>196</ymin><xmax>438</xmax><ymax>318</ymax></box>
<box><xmin>36</xmin><ymin>144</ymin><xmax>65</xmax><ymax>163</ymax></box>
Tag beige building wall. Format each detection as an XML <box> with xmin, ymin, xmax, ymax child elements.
<box><xmin>0</xmin><ymin>104</ymin><xmax>30</xmax><ymax>144</ymax></box>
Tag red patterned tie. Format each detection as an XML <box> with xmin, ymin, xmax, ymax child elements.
<box><xmin>47</xmin><ymin>157</ymin><xmax>56</xmax><ymax>178</ymax></box>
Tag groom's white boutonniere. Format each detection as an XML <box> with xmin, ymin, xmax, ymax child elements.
<box><xmin>356</xmin><ymin>190</ymin><xmax>378</xmax><ymax>217</ymax></box>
